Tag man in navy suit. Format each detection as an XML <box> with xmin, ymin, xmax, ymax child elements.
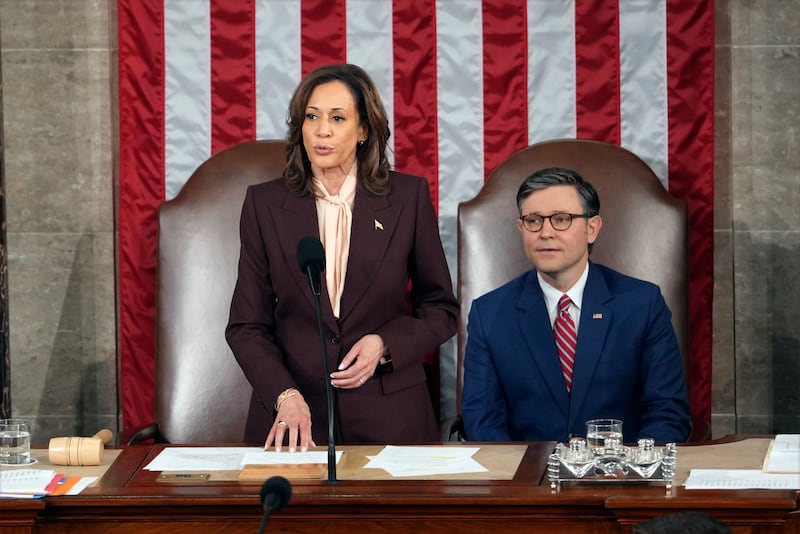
<box><xmin>461</xmin><ymin>167</ymin><xmax>690</xmax><ymax>444</ymax></box>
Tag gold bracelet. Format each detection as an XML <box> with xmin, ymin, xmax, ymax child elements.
<box><xmin>275</xmin><ymin>388</ymin><xmax>300</xmax><ymax>410</ymax></box>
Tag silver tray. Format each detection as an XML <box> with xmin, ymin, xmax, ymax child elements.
<box><xmin>547</xmin><ymin>437</ymin><xmax>677</xmax><ymax>489</ymax></box>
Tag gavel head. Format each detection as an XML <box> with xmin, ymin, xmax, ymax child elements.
<box><xmin>48</xmin><ymin>430</ymin><xmax>113</xmax><ymax>466</ymax></box>
<box><xmin>48</xmin><ymin>437</ymin><xmax>104</xmax><ymax>465</ymax></box>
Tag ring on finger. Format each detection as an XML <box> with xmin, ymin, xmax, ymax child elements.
<box><xmin>359</xmin><ymin>377</ymin><xmax>365</xmax><ymax>385</ymax></box>
<box><xmin>277</xmin><ymin>420</ymin><xmax>287</xmax><ymax>426</ymax></box>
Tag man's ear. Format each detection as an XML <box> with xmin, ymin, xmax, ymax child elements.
<box><xmin>586</xmin><ymin>215</ymin><xmax>602</xmax><ymax>244</ymax></box>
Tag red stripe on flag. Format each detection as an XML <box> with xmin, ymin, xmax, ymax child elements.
<box><xmin>392</xmin><ymin>0</ymin><xmax>441</xmax><ymax>420</ymax></box>
<box><xmin>482</xmin><ymin>0</ymin><xmax>528</xmax><ymax>179</ymax></box>
<box><xmin>210</xmin><ymin>0</ymin><xmax>257</xmax><ymax>154</ymax></box>
<box><xmin>666</xmin><ymin>0</ymin><xmax>715</xmax><ymax>423</ymax></box>
<box><xmin>301</xmin><ymin>0</ymin><xmax>347</xmax><ymax>75</ymax></box>
<box><xmin>115</xmin><ymin>1</ymin><xmax>716</xmax><ymax>433</ymax></box>
<box><xmin>117</xmin><ymin>0</ymin><xmax>165</xmax><ymax>429</ymax></box>
<box><xmin>392</xmin><ymin>0</ymin><xmax>439</xmax><ymax>211</ymax></box>
<box><xmin>574</xmin><ymin>0</ymin><xmax>620</xmax><ymax>143</ymax></box>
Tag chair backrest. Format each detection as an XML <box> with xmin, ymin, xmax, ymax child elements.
<box><xmin>456</xmin><ymin>139</ymin><xmax>689</xmax><ymax>409</ymax></box>
<box><xmin>156</xmin><ymin>140</ymin><xmax>287</xmax><ymax>443</ymax></box>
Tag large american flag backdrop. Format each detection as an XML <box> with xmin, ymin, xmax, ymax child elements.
<box><xmin>118</xmin><ymin>0</ymin><xmax>714</xmax><ymax>431</ymax></box>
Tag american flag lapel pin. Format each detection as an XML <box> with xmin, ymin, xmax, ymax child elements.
<box><xmin>374</xmin><ymin>219</ymin><xmax>384</xmax><ymax>230</ymax></box>
<box><xmin>592</xmin><ymin>313</ymin><xmax>603</xmax><ymax>319</ymax></box>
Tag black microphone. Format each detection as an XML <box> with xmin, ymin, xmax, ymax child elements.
<box><xmin>297</xmin><ymin>236</ymin><xmax>325</xmax><ymax>295</ymax></box>
<box><xmin>296</xmin><ymin>237</ymin><xmax>338</xmax><ymax>484</ymax></box>
<box><xmin>257</xmin><ymin>476</ymin><xmax>292</xmax><ymax>534</ymax></box>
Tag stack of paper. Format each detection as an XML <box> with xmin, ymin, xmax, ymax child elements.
<box><xmin>240</xmin><ymin>450</ymin><xmax>343</xmax><ymax>467</ymax></box>
<box><xmin>684</xmin><ymin>434</ymin><xmax>800</xmax><ymax>490</ymax></box>
<box><xmin>763</xmin><ymin>434</ymin><xmax>800</xmax><ymax>474</ymax></box>
<box><xmin>144</xmin><ymin>447</ymin><xmax>264</xmax><ymax>471</ymax></box>
<box><xmin>143</xmin><ymin>447</ymin><xmax>343</xmax><ymax>472</ymax></box>
<box><xmin>684</xmin><ymin>469</ymin><xmax>800</xmax><ymax>490</ymax></box>
<box><xmin>0</xmin><ymin>469</ymin><xmax>96</xmax><ymax>499</ymax></box>
<box><xmin>363</xmin><ymin>446</ymin><xmax>487</xmax><ymax>477</ymax></box>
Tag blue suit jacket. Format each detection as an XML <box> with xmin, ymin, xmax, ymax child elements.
<box><xmin>461</xmin><ymin>262</ymin><xmax>690</xmax><ymax>443</ymax></box>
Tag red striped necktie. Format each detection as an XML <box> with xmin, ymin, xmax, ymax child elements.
<box><xmin>554</xmin><ymin>294</ymin><xmax>577</xmax><ymax>392</ymax></box>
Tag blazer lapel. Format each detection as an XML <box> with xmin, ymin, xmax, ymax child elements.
<box><xmin>516</xmin><ymin>272</ymin><xmax>571</xmax><ymax>418</ymax></box>
<box><xmin>569</xmin><ymin>262</ymin><xmax>613</xmax><ymax>420</ymax></box>
<box><xmin>275</xmin><ymin>191</ymin><xmax>339</xmax><ymax>333</ymax></box>
<box><xmin>337</xmin><ymin>188</ymin><xmax>399</xmax><ymax>322</ymax></box>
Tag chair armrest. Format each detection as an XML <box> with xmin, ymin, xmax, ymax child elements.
<box><xmin>441</xmin><ymin>415</ymin><xmax>466</xmax><ymax>442</ymax></box>
<box><xmin>120</xmin><ymin>423</ymin><xmax>167</xmax><ymax>445</ymax></box>
<box><xmin>688</xmin><ymin>415</ymin><xmax>711</xmax><ymax>442</ymax></box>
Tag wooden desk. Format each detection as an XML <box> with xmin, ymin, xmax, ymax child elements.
<box><xmin>2</xmin><ymin>441</ymin><xmax>798</xmax><ymax>534</ymax></box>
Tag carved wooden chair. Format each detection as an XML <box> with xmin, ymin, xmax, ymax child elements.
<box><xmin>122</xmin><ymin>140</ymin><xmax>286</xmax><ymax>444</ymax></box>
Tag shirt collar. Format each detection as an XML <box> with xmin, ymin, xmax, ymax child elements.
<box><xmin>538</xmin><ymin>262</ymin><xmax>590</xmax><ymax>323</ymax></box>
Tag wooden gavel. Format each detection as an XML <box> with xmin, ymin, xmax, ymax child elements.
<box><xmin>48</xmin><ymin>429</ymin><xmax>114</xmax><ymax>466</ymax></box>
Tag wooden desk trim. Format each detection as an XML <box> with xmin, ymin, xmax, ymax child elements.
<box><xmin>2</xmin><ymin>440</ymin><xmax>798</xmax><ymax>534</ymax></box>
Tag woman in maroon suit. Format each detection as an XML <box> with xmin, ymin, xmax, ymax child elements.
<box><xmin>226</xmin><ymin>64</ymin><xmax>458</xmax><ymax>450</ymax></box>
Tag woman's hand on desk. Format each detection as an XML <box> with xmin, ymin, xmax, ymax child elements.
<box><xmin>265</xmin><ymin>394</ymin><xmax>315</xmax><ymax>453</ymax></box>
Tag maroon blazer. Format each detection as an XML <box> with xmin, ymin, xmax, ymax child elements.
<box><xmin>226</xmin><ymin>171</ymin><xmax>458</xmax><ymax>444</ymax></box>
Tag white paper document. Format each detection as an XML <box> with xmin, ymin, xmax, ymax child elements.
<box><xmin>684</xmin><ymin>469</ymin><xmax>800</xmax><ymax>490</ymax></box>
<box><xmin>66</xmin><ymin>476</ymin><xmax>98</xmax><ymax>495</ymax></box>
<box><xmin>144</xmin><ymin>447</ymin><xmax>344</xmax><ymax>471</ymax></box>
<box><xmin>763</xmin><ymin>434</ymin><xmax>800</xmax><ymax>474</ymax></box>
<box><xmin>0</xmin><ymin>469</ymin><xmax>57</xmax><ymax>495</ymax></box>
<box><xmin>144</xmin><ymin>447</ymin><xmax>264</xmax><ymax>471</ymax></box>
<box><xmin>364</xmin><ymin>446</ymin><xmax>487</xmax><ymax>477</ymax></box>
<box><xmin>240</xmin><ymin>451</ymin><xmax>343</xmax><ymax>465</ymax></box>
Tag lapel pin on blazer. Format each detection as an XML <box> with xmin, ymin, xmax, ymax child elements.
<box><xmin>592</xmin><ymin>313</ymin><xmax>603</xmax><ymax>319</ymax></box>
<box><xmin>374</xmin><ymin>219</ymin><xmax>384</xmax><ymax>230</ymax></box>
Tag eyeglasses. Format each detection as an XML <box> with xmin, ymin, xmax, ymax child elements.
<box><xmin>518</xmin><ymin>212</ymin><xmax>591</xmax><ymax>232</ymax></box>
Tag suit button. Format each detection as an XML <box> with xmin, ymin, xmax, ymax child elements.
<box><xmin>331</xmin><ymin>336</ymin><xmax>341</xmax><ymax>344</ymax></box>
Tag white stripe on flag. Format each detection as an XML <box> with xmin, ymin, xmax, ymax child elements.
<box><xmin>436</xmin><ymin>0</ymin><xmax>484</xmax><ymax>418</ymax></box>
<box><xmin>527</xmin><ymin>0</ymin><xmax>576</xmax><ymax>143</ymax></box>
<box><xmin>619</xmin><ymin>0</ymin><xmax>669</xmax><ymax>186</ymax></box>
<box><xmin>346</xmin><ymin>0</ymin><xmax>395</xmax><ymax>166</ymax></box>
<box><xmin>164</xmin><ymin>0</ymin><xmax>212</xmax><ymax>200</ymax></box>
<box><xmin>436</xmin><ymin>0</ymin><xmax>484</xmax><ymax>281</ymax></box>
<box><xmin>255</xmin><ymin>0</ymin><xmax>301</xmax><ymax>141</ymax></box>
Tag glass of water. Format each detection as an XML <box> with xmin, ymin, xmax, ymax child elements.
<box><xmin>585</xmin><ymin>418</ymin><xmax>623</xmax><ymax>448</ymax></box>
<box><xmin>0</xmin><ymin>419</ymin><xmax>32</xmax><ymax>465</ymax></box>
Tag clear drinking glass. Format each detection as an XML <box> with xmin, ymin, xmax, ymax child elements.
<box><xmin>0</xmin><ymin>419</ymin><xmax>32</xmax><ymax>465</ymax></box>
<box><xmin>585</xmin><ymin>418</ymin><xmax>623</xmax><ymax>448</ymax></box>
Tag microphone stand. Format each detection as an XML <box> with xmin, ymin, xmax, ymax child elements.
<box><xmin>306</xmin><ymin>265</ymin><xmax>338</xmax><ymax>484</ymax></box>
<box><xmin>257</xmin><ymin>512</ymin><xmax>271</xmax><ymax>534</ymax></box>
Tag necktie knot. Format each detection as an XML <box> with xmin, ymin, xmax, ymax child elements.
<box><xmin>558</xmin><ymin>294</ymin><xmax>572</xmax><ymax>314</ymax></box>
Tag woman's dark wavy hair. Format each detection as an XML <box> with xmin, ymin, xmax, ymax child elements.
<box><xmin>283</xmin><ymin>64</ymin><xmax>392</xmax><ymax>196</ymax></box>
